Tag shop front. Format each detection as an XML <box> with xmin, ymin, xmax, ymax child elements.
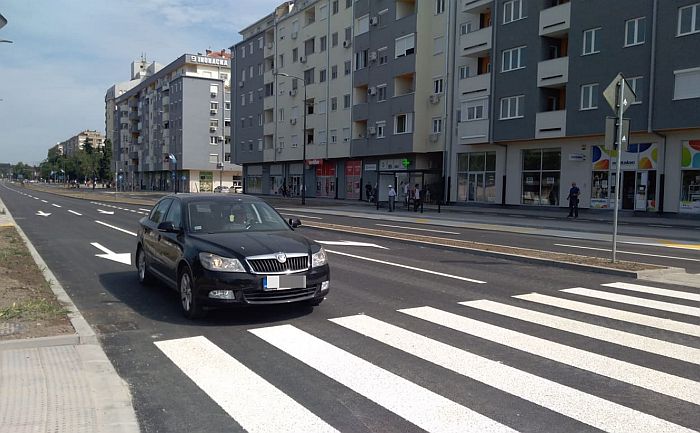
<box><xmin>313</xmin><ymin>160</ymin><xmax>336</xmax><ymax>198</ymax></box>
<box><xmin>269</xmin><ymin>164</ymin><xmax>284</xmax><ymax>195</ymax></box>
<box><xmin>457</xmin><ymin>151</ymin><xmax>497</xmax><ymax>203</ymax></box>
<box><xmin>681</xmin><ymin>140</ymin><xmax>700</xmax><ymax>214</ymax></box>
<box><xmin>199</xmin><ymin>171</ymin><xmax>213</xmax><ymax>192</ymax></box>
<box><xmin>245</xmin><ymin>165</ymin><xmax>263</xmax><ymax>194</ymax></box>
<box><xmin>521</xmin><ymin>148</ymin><xmax>561</xmax><ymax>206</ymax></box>
<box><xmin>345</xmin><ymin>160</ymin><xmax>362</xmax><ymax>200</ymax></box>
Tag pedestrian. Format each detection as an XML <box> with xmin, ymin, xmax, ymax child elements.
<box><xmin>403</xmin><ymin>181</ymin><xmax>410</xmax><ymax>208</ymax></box>
<box><xmin>567</xmin><ymin>181</ymin><xmax>580</xmax><ymax>218</ymax></box>
<box><xmin>413</xmin><ymin>184</ymin><xmax>421</xmax><ymax>212</ymax></box>
<box><xmin>387</xmin><ymin>184</ymin><xmax>396</xmax><ymax>212</ymax></box>
<box><xmin>365</xmin><ymin>183</ymin><xmax>372</xmax><ymax>202</ymax></box>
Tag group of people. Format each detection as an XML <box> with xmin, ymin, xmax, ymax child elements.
<box><xmin>369</xmin><ymin>181</ymin><xmax>423</xmax><ymax>212</ymax></box>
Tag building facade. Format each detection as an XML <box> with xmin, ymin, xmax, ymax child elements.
<box><xmin>232</xmin><ymin>0</ymin><xmax>700</xmax><ymax>214</ymax></box>
<box><xmin>109</xmin><ymin>51</ymin><xmax>242</xmax><ymax>193</ymax></box>
<box><xmin>58</xmin><ymin>130</ymin><xmax>106</xmax><ymax>157</ymax></box>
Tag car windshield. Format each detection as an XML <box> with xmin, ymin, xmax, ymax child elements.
<box><xmin>187</xmin><ymin>200</ymin><xmax>289</xmax><ymax>233</ymax></box>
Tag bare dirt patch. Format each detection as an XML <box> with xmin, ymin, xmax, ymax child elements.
<box><xmin>0</xmin><ymin>226</ymin><xmax>73</xmax><ymax>340</ymax></box>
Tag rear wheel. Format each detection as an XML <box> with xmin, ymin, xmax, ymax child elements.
<box><xmin>179</xmin><ymin>267</ymin><xmax>205</xmax><ymax>319</ymax></box>
<box><xmin>136</xmin><ymin>247</ymin><xmax>154</xmax><ymax>285</ymax></box>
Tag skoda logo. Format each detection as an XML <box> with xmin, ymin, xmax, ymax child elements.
<box><xmin>275</xmin><ymin>252</ymin><xmax>287</xmax><ymax>263</ymax></box>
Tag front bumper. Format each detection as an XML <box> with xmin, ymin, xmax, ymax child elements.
<box><xmin>193</xmin><ymin>264</ymin><xmax>330</xmax><ymax>306</ymax></box>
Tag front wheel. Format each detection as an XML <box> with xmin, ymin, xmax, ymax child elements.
<box><xmin>179</xmin><ymin>267</ymin><xmax>205</xmax><ymax>319</ymax></box>
<box><xmin>136</xmin><ymin>247</ymin><xmax>154</xmax><ymax>285</ymax></box>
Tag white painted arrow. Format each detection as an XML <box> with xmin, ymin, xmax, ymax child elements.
<box><xmin>97</xmin><ymin>209</ymin><xmax>115</xmax><ymax>215</ymax></box>
<box><xmin>90</xmin><ymin>242</ymin><xmax>131</xmax><ymax>265</ymax></box>
<box><xmin>36</xmin><ymin>211</ymin><xmax>51</xmax><ymax>217</ymax></box>
<box><xmin>316</xmin><ymin>240</ymin><xmax>388</xmax><ymax>249</ymax></box>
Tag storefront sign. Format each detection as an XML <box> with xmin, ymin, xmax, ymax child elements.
<box><xmin>569</xmin><ymin>153</ymin><xmax>586</xmax><ymax>161</ymax></box>
<box><xmin>364</xmin><ymin>164</ymin><xmax>377</xmax><ymax>171</ymax></box>
<box><xmin>306</xmin><ymin>159</ymin><xmax>322</xmax><ymax>166</ymax></box>
<box><xmin>189</xmin><ymin>55</ymin><xmax>229</xmax><ymax>67</ymax></box>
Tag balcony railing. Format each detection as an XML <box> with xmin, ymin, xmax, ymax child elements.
<box><xmin>535</xmin><ymin>110</ymin><xmax>566</xmax><ymax>139</ymax></box>
<box><xmin>463</xmin><ymin>0</ymin><xmax>492</xmax><ymax>14</ymax></box>
<box><xmin>460</xmin><ymin>26</ymin><xmax>492</xmax><ymax>57</ymax></box>
<box><xmin>539</xmin><ymin>2</ymin><xmax>570</xmax><ymax>37</ymax></box>
<box><xmin>537</xmin><ymin>56</ymin><xmax>569</xmax><ymax>88</ymax></box>
<box><xmin>459</xmin><ymin>73</ymin><xmax>491</xmax><ymax>97</ymax></box>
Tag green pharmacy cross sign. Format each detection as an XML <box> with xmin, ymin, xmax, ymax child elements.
<box><xmin>401</xmin><ymin>159</ymin><xmax>411</xmax><ymax>169</ymax></box>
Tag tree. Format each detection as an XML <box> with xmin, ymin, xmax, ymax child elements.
<box><xmin>98</xmin><ymin>139</ymin><xmax>113</xmax><ymax>182</ymax></box>
<box><xmin>12</xmin><ymin>162</ymin><xmax>32</xmax><ymax>180</ymax></box>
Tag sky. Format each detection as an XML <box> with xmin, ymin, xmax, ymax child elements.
<box><xmin>0</xmin><ymin>0</ymin><xmax>280</xmax><ymax>165</ymax></box>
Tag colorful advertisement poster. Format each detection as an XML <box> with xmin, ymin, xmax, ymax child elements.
<box><xmin>680</xmin><ymin>141</ymin><xmax>700</xmax><ymax>214</ymax></box>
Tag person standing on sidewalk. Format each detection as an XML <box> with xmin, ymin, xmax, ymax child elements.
<box><xmin>567</xmin><ymin>182</ymin><xmax>580</xmax><ymax>218</ymax></box>
<box><xmin>387</xmin><ymin>184</ymin><xmax>396</xmax><ymax>212</ymax></box>
<box><xmin>413</xmin><ymin>184</ymin><xmax>421</xmax><ymax>212</ymax></box>
<box><xmin>403</xmin><ymin>182</ymin><xmax>410</xmax><ymax>209</ymax></box>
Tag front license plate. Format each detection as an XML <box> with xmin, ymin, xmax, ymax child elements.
<box><xmin>263</xmin><ymin>275</ymin><xmax>306</xmax><ymax>290</ymax></box>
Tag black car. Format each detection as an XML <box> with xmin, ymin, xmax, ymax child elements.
<box><xmin>135</xmin><ymin>194</ymin><xmax>330</xmax><ymax>318</ymax></box>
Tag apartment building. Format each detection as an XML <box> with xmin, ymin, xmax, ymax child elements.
<box><xmin>109</xmin><ymin>51</ymin><xmax>242</xmax><ymax>192</ymax></box>
<box><xmin>58</xmin><ymin>130</ymin><xmax>105</xmax><ymax>157</ymax></box>
<box><xmin>232</xmin><ymin>0</ymin><xmax>449</xmax><ymax>200</ymax></box>
<box><xmin>453</xmin><ymin>0</ymin><xmax>700</xmax><ymax>214</ymax></box>
<box><xmin>233</xmin><ymin>0</ymin><xmax>700</xmax><ymax>214</ymax></box>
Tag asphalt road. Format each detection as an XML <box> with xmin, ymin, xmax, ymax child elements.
<box><xmin>1</xmin><ymin>182</ymin><xmax>699</xmax><ymax>433</ymax></box>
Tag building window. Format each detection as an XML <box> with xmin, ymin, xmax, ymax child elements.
<box><xmin>625</xmin><ymin>17</ymin><xmax>646</xmax><ymax>46</ymax></box>
<box><xmin>521</xmin><ymin>148</ymin><xmax>561</xmax><ymax>206</ymax></box>
<box><xmin>331</xmin><ymin>97</ymin><xmax>338</xmax><ymax>111</ymax></box>
<box><xmin>342</xmin><ymin>127</ymin><xmax>350</xmax><ymax>142</ymax></box>
<box><xmin>502</xmin><ymin>46</ymin><xmax>526</xmax><ymax>72</ymax></box>
<box><xmin>436</xmin><ymin>0</ymin><xmax>445</xmax><ymax>14</ymax></box>
<box><xmin>343</xmin><ymin>94</ymin><xmax>351</xmax><ymax>109</ymax></box>
<box><xmin>355</xmin><ymin>49</ymin><xmax>369</xmax><ymax>69</ymax></box>
<box><xmin>304</xmin><ymin>38</ymin><xmax>315</xmax><ymax>56</ymax></box>
<box><xmin>320</xmin><ymin>69</ymin><xmax>327</xmax><ymax>82</ymax></box>
<box><xmin>330</xmin><ymin>129</ymin><xmax>337</xmax><ymax>143</ymax></box>
<box><xmin>292</xmin><ymin>48</ymin><xmax>298</xmax><ymax>62</ymax></box>
<box><xmin>674</xmin><ymin>67</ymin><xmax>700</xmax><ymax>100</ymax></box>
<box><xmin>344</xmin><ymin>60</ymin><xmax>352</xmax><ymax>75</ymax></box>
<box><xmin>241</xmin><ymin>95</ymin><xmax>245</xmax><ymax>106</ymax></box>
<box><xmin>503</xmin><ymin>0</ymin><xmax>524</xmax><ymax>24</ymax></box>
<box><xmin>320</xmin><ymin>35</ymin><xmax>327</xmax><ymax>52</ymax></box>
<box><xmin>345</xmin><ymin>27</ymin><xmax>352</xmax><ymax>42</ymax></box>
<box><xmin>331</xmin><ymin>65</ymin><xmax>338</xmax><ymax>79</ymax></box>
<box><xmin>459</xmin><ymin>66</ymin><xmax>470</xmax><ymax>79</ymax></box>
<box><xmin>356</xmin><ymin>14</ymin><xmax>370</xmax><ymax>35</ymax></box>
<box><xmin>500</xmin><ymin>95</ymin><xmax>524</xmax><ymax>119</ymax></box>
<box><xmin>394</xmin><ymin>113</ymin><xmax>413</xmax><ymax>134</ymax></box>
<box><xmin>304</xmin><ymin>68</ymin><xmax>315</xmax><ymax>85</ymax></box>
<box><xmin>332</xmin><ymin>32</ymin><xmax>339</xmax><ymax>47</ymax></box>
<box><xmin>378</xmin><ymin>47</ymin><xmax>389</xmax><ymax>64</ymax></box>
<box><xmin>332</xmin><ymin>0</ymin><xmax>339</xmax><ymax>14</ymax></box>
<box><xmin>460</xmin><ymin>22</ymin><xmax>473</xmax><ymax>35</ymax></box>
<box><xmin>461</xmin><ymin>98</ymin><xmax>488</xmax><ymax>121</ymax></box>
<box><xmin>582</xmin><ymin>27</ymin><xmax>601</xmax><ymax>55</ymax></box>
<box><xmin>580</xmin><ymin>83</ymin><xmax>599</xmax><ymax>110</ymax></box>
<box><xmin>627</xmin><ymin>76</ymin><xmax>644</xmax><ymax>103</ymax></box>
<box><xmin>210</xmin><ymin>136</ymin><xmax>218</xmax><ymax>145</ymax></box>
<box><xmin>433</xmin><ymin>36</ymin><xmax>444</xmax><ymax>55</ymax></box>
<box><xmin>432</xmin><ymin>117</ymin><xmax>442</xmax><ymax>133</ymax></box>
<box><xmin>377</xmin><ymin>85</ymin><xmax>387</xmax><ymax>102</ymax></box>
<box><xmin>678</xmin><ymin>3</ymin><xmax>700</xmax><ymax>36</ymax></box>
<box><xmin>457</xmin><ymin>152</ymin><xmax>497</xmax><ymax>203</ymax></box>
<box><xmin>395</xmin><ymin>33</ymin><xmax>416</xmax><ymax>58</ymax></box>
<box><xmin>376</xmin><ymin>121</ymin><xmax>386</xmax><ymax>138</ymax></box>
<box><xmin>433</xmin><ymin>78</ymin><xmax>444</xmax><ymax>94</ymax></box>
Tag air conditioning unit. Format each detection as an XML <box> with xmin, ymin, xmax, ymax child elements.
<box><xmin>218</xmin><ymin>136</ymin><xmax>224</xmax><ymax>143</ymax></box>
<box><xmin>290</xmin><ymin>118</ymin><xmax>297</xmax><ymax>125</ymax></box>
<box><xmin>238</xmin><ymin>81</ymin><xmax>244</xmax><ymax>87</ymax></box>
<box><xmin>368</xmin><ymin>126</ymin><xmax>377</xmax><ymax>135</ymax></box>
<box><xmin>367</xmin><ymin>87</ymin><xmax>377</xmax><ymax>95</ymax></box>
<box><xmin>370</xmin><ymin>16</ymin><xmax>379</xmax><ymax>26</ymax></box>
<box><xmin>210</xmin><ymin>109</ymin><xmax>218</xmax><ymax>114</ymax></box>
<box><xmin>429</xmin><ymin>94</ymin><xmax>441</xmax><ymax>104</ymax></box>
<box><xmin>210</xmin><ymin>126</ymin><xmax>217</xmax><ymax>132</ymax></box>
<box><xmin>267</xmin><ymin>42</ymin><xmax>273</xmax><ymax>49</ymax></box>
<box><xmin>299</xmin><ymin>56</ymin><xmax>306</xmax><ymax>63</ymax></box>
<box><xmin>343</xmin><ymin>39</ymin><xmax>352</xmax><ymax>48</ymax></box>
<box><xmin>429</xmin><ymin>133</ymin><xmax>440</xmax><ymax>142</ymax></box>
<box><xmin>369</xmin><ymin>51</ymin><xmax>378</xmax><ymax>62</ymax></box>
<box><xmin>291</xmin><ymin>31</ymin><xmax>298</xmax><ymax>39</ymax></box>
<box><xmin>289</xmin><ymin>89</ymin><xmax>297</xmax><ymax>96</ymax></box>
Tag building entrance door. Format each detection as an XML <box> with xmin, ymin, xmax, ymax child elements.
<box><xmin>622</xmin><ymin>171</ymin><xmax>636</xmax><ymax>210</ymax></box>
<box><xmin>467</xmin><ymin>173</ymin><xmax>485</xmax><ymax>202</ymax></box>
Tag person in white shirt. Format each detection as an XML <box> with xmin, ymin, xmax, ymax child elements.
<box><xmin>413</xmin><ymin>184</ymin><xmax>421</xmax><ymax>212</ymax></box>
<box><xmin>387</xmin><ymin>184</ymin><xmax>397</xmax><ymax>212</ymax></box>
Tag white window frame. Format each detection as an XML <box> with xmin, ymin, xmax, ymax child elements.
<box><xmin>502</xmin><ymin>46</ymin><xmax>526</xmax><ymax>72</ymax></box>
<box><xmin>433</xmin><ymin>36</ymin><xmax>444</xmax><ymax>55</ymax></box>
<box><xmin>500</xmin><ymin>95</ymin><xmax>524</xmax><ymax>120</ymax></box>
<box><xmin>678</xmin><ymin>3</ymin><xmax>700</xmax><ymax>36</ymax></box>
<box><xmin>435</xmin><ymin>0</ymin><xmax>445</xmax><ymax>15</ymax></box>
<box><xmin>582</xmin><ymin>28</ymin><xmax>601</xmax><ymax>55</ymax></box>
<box><xmin>432</xmin><ymin>117</ymin><xmax>443</xmax><ymax>133</ymax></box>
<box><xmin>394</xmin><ymin>113</ymin><xmax>414</xmax><ymax>134</ymax></box>
<box><xmin>503</xmin><ymin>0</ymin><xmax>524</xmax><ymax>24</ymax></box>
<box><xmin>673</xmin><ymin>67</ymin><xmax>700</xmax><ymax>100</ymax></box>
<box><xmin>627</xmin><ymin>76</ymin><xmax>643</xmax><ymax>104</ymax></box>
<box><xmin>376</xmin><ymin>121</ymin><xmax>386</xmax><ymax>138</ymax></box>
<box><xmin>395</xmin><ymin>33</ymin><xmax>416</xmax><ymax>58</ymax></box>
<box><xmin>377</xmin><ymin>84</ymin><xmax>387</xmax><ymax>102</ymax></box>
<box><xmin>459</xmin><ymin>66</ymin><xmax>470</xmax><ymax>80</ymax></box>
<box><xmin>433</xmin><ymin>78</ymin><xmax>444</xmax><ymax>94</ymax></box>
<box><xmin>580</xmin><ymin>83</ymin><xmax>599</xmax><ymax>110</ymax></box>
<box><xmin>625</xmin><ymin>17</ymin><xmax>646</xmax><ymax>47</ymax></box>
<box><xmin>461</xmin><ymin>98</ymin><xmax>489</xmax><ymax>122</ymax></box>
<box><xmin>355</xmin><ymin>14</ymin><xmax>370</xmax><ymax>35</ymax></box>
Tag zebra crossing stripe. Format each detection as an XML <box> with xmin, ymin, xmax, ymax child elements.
<box><xmin>460</xmin><ymin>300</ymin><xmax>700</xmax><ymax>365</ymax></box>
<box><xmin>562</xmin><ymin>288</ymin><xmax>700</xmax><ymax>317</ymax></box>
<box><xmin>514</xmin><ymin>293</ymin><xmax>700</xmax><ymax>337</ymax></box>
<box><xmin>154</xmin><ymin>336</ymin><xmax>339</xmax><ymax>433</ymax></box>
<box><xmin>602</xmin><ymin>282</ymin><xmax>700</xmax><ymax>303</ymax></box>
<box><xmin>250</xmin><ymin>324</ymin><xmax>517</xmax><ymax>433</ymax></box>
<box><xmin>331</xmin><ymin>315</ymin><xmax>695</xmax><ymax>433</ymax></box>
<box><xmin>400</xmin><ymin>306</ymin><xmax>700</xmax><ymax>405</ymax></box>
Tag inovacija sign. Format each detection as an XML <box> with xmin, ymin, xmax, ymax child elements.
<box><xmin>189</xmin><ymin>55</ymin><xmax>229</xmax><ymax>67</ymax></box>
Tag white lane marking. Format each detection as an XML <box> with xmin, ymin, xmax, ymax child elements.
<box><xmin>90</xmin><ymin>242</ymin><xmax>131</xmax><ymax>265</ymax></box>
<box><xmin>129</xmin><ymin>209</ymin><xmax>137</xmax><ymax>213</ymax></box>
<box><xmin>375</xmin><ymin>224</ymin><xmax>460</xmax><ymax>235</ymax></box>
<box><xmin>562</xmin><ymin>288</ymin><xmax>700</xmax><ymax>318</ymax></box>
<box><xmin>602</xmin><ymin>282</ymin><xmax>700</xmax><ymax>303</ymax></box>
<box><xmin>94</xmin><ymin>220</ymin><xmax>137</xmax><ymax>237</ymax></box>
<box><xmin>401</xmin><ymin>306</ymin><xmax>700</xmax><ymax>405</ymax></box>
<box><xmin>98</xmin><ymin>209</ymin><xmax>115</xmax><ymax>215</ymax></box>
<box><xmin>554</xmin><ymin>243</ymin><xmax>700</xmax><ymax>262</ymax></box>
<box><xmin>325</xmin><ymin>249</ymin><xmax>486</xmax><ymax>284</ymax></box>
<box><xmin>68</xmin><ymin>210</ymin><xmax>82</xmax><ymax>216</ymax></box>
<box><xmin>138</xmin><ymin>208</ymin><xmax>151</xmax><ymax>212</ymax></box>
<box><xmin>514</xmin><ymin>293</ymin><xmax>700</xmax><ymax>337</ymax></box>
<box><xmin>332</xmin><ymin>315</ymin><xmax>694</xmax><ymax>433</ymax></box>
<box><xmin>316</xmin><ymin>240</ymin><xmax>388</xmax><ymax>249</ymax></box>
<box><xmin>461</xmin><ymin>300</ymin><xmax>700</xmax><ymax>365</ymax></box>
<box><xmin>155</xmin><ymin>336</ymin><xmax>338</xmax><ymax>433</ymax></box>
<box><xmin>621</xmin><ymin>240</ymin><xmax>700</xmax><ymax>251</ymax></box>
<box><xmin>649</xmin><ymin>224</ymin><xmax>673</xmax><ymax>228</ymax></box>
<box><xmin>41</xmin><ymin>199</ymin><xmax>48</xmax><ymax>203</ymax></box>
<box><xmin>32</xmin><ymin>197</ymin><xmax>39</xmax><ymax>200</ymax></box>
<box><xmin>51</xmin><ymin>203</ymin><xmax>61</xmax><ymax>208</ymax></box>
<box><xmin>250</xmin><ymin>324</ymin><xmax>515</xmax><ymax>433</ymax></box>
<box><xmin>278</xmin><ymin>212</ymin><xmax>323</xmax><ymax>220</ymax></box>
<box><xmin>36</xmin><ymin>211</ymin><xmax>51</xmax><ymax>217</ymax></box>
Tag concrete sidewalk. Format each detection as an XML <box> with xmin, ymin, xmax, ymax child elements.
<box><xmin>0</xmin><ymin>196</ymin><xmax>140</xmax><ymax>433</ymax></box>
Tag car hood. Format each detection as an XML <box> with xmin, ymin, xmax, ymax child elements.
<box><xmin>188</xmin><ymin>230</ymin><xmax>316</xmax><ymax>258</ymax></box>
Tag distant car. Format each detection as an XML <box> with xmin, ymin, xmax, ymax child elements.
<box><xmin>231</xmin><ymin>185</ymin><xmax>243</xmax><ymax>194</ymax></box>
<box><xmin>213</xmin><ymin>186</ymin><xmax>230</xmax><ymax>193</ymax></box>
<box><xmin>135</xmin><ymin>194</ymin><xmax>330</xmax><ymax>318</ymax></box>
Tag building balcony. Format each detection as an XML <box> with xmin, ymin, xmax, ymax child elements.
<box><xmin>462</xmin><ymin>0</ymin><xmax>492</xmax><ymax>14</ymax></box>
<box><xmin>458</xmin><ymin>119</ymin><xmax>489</xmax><ymax>145</ymax></box>
<box><xmin>352</xmin><ymin>102</ymin><xmax>369</xmax><ymax>121</ymax></box>
<box><xmin>162</xmin><ymin>96</ymin><xmax>170</xmax><ymax>106</ymax></box>
<box><xmin>535</xmin><ymin>110</ymin><xmax>566</xmax><ymax>139</ymax></box>
<box><xmin>263</xmin><ymin>122</ymin><xmax>275</xmax><ymax>136</ymax></box>
<box><xmin>120</xmin><ymin>116</ymin><xmax>129</xmax><ymax>124</ymax></box>
<box><xmin>460</xmin><ymin>26</ymin><xmax>492</xmax><ymax>57</ymax></box>
<box><xmin>537</xmin><ymin>56</ymin><xmax>569</xmax><ymax>88</ymax></box>
<box><xmin>539</xmin><ymin>2</ymin><xmax>570</xmax><ymax>37</ymax></box>
<box><xmin>458</xmin><ymin>73</ymin><xmax>491</xmax><ymax>98</ymax></box>
<box><xmin>264</xmin><ymin>95</ymin><xmax>275</xmax><ymax>110</ymax></box>
<box><xmin>129</xmin><ymin>151</ymin><xmax>139</xmax><ymax>160</ymax></box>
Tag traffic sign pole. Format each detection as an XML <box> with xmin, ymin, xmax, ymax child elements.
<box><xmin>611</xmin><ymin>80</ymin><xmax>625</xmax><ymax>263</ymax></box>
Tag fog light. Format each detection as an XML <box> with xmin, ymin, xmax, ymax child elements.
<box><xmin>321</xmin><ymin>281</ymin><xmax>330</xmax><ymax>291</ymax></box>
<box><xmin>209</xmin><ymin>290</ymin><xmax>235</xmax><ymax>300</ymax></box>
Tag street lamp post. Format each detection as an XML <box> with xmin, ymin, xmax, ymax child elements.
<box><xmin>274</xmin><ymin>72</ymin><xmax>306</xmax><ymax>205</ymax></box>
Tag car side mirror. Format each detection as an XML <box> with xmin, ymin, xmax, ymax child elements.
<box><xmin>288</xmin><ymin>218</ymin><xmax>302</xmax><ymax>228</ymax></box>
<box><xmin>157</xmin><ymin>221</ymin><xmax>179</xmax><ymax>233</ymax></box>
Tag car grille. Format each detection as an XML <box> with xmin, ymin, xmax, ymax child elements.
<box><xmin>244</xmin><ymin>287</ymin><xmax>317</xmax><ymax>304</ymax></box>
<box><xmin>246</xmin><ymin>254</ymin><xmax>309</xmax><ymax>274</ymax></box>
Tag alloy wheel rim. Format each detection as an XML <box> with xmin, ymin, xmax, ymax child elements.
<box><xmin>180</xmin><ymin>273</ymin><xmax>192</xmax><ymax>311</ymax></box>
<box><xmin>138</xmin><ymin>252</ymin><xmax>145</xmax><ymax>280</ymax></box>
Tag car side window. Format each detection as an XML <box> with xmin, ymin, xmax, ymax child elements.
<box><xmin>164</xmin><ymin>201</ymin><xmax>182</xmax><ymax>229</ymax></box>
<box><xmin>150</xmin><ymin>199</ymin><xmax>173</xmax><ymax>224</ymax></box>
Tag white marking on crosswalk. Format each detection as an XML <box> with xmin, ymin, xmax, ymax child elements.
<box><xmin>325</xmin><ymin>250</ymin><xmax>486</xmax><ymax>284</ymax></box>
<box><xmin>155</xmin><ymin>336</ymin><xmax>339</xmax><ymax>433</ymax></box>
<box><xmin>461</xmin><ymin>299</ymin><xmax>700</xmax><ymax>365</ymax></box>
<box><xmin>401</xmin><ymin>306</ymin><xmax>700</xmax><ymax>405</ymax></box>
<box><xmin>514</xmin><ymin>293</ymin><xmax>700</xmax><ymax>338</ymax></box>
<box><xmin>602</xmin><ymin>282</ymin><xmax>700</xmax><ymax>303</ymax></box>
<box><xmin>332</xmin><ymin>315</ymin><xmax>695</xmax><ymax>433</ymax></box>
<box><xmin>250</xmin><ymin>324</ymin><xmax>515</xmax><ymax>433</ymax></box>
<box><xmin>562</xmin><ymin>287</ymin><xmax>700</xmax><ymax>317</ymax></box>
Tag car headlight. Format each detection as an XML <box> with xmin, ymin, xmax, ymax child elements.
<box><xmin>311</xmin><ymin>247</ymin><xmax>327</xmax><ymax>267</ymax></box>
<box><xmin>199</xmin><ymin>253</ymin><xmax>246</xmax><ymax>272</ymax></box>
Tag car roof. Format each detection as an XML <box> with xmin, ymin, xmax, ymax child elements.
<box><xmin>158</xmin><ymin>193</ymin><xmax>265</xmax><ymax>205</ymax></box>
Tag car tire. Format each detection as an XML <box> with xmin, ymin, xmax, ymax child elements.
<box><xmin>179</xmin><ymin>266</ymin><xmax>205</xmax><ymax>319</ymax></box>
<box><xmin>136</xmin><ymin>247</ymin><xmax>154</xmax><ymax>285</ymax></box>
